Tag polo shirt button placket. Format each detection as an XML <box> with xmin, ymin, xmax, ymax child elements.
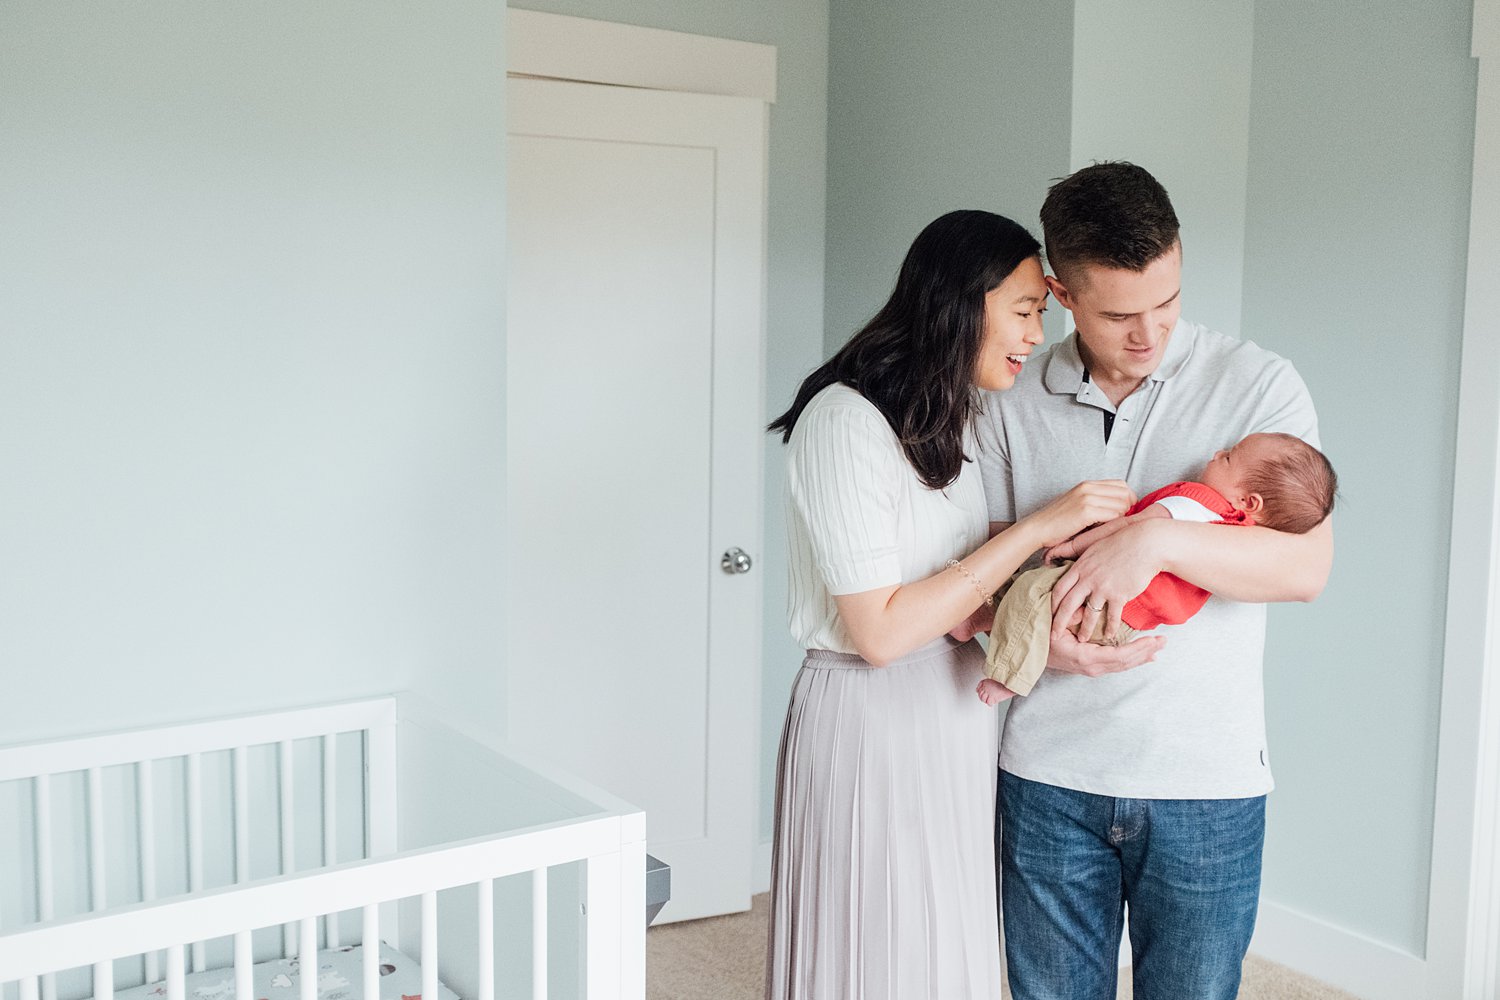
<box><xmin>1116</xmin><ymin>392</ymin><xmax>1144</xmax><ymax>445</ymax></box>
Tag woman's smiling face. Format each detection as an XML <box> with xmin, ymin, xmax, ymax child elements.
<box><xmin>975</xmin><ymin>256</ymin><xmax>1048</xmax><ymax>392</ymax></box>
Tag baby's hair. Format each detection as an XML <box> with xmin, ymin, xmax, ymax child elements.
<box><xmin>1241</xmin><ymin>433</ymin><xmax>1338</xmax><ymax>534</ymax></box>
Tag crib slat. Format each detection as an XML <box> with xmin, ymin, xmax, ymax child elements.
<box><xmin>233</xmin><ymin>747</ymin><xmax>250</xmax><ymax>884</ymax></box>
<box><xmin>366</xmin><ymin>724</ymin><xmax>400</xmax><ymax>948</ymax></box>
<box><xmin>19</xmin><ymin>977</ymin><xmax>38</xmax><ymax>1000</ymax></box>
<box><xmin>34</xmin><ymin>774</ymin><xmax>53</xmax><ymax>924</ymax></box>
<box><xmin>299</xmin><ymin>918</ymin><xmax>317</xmax><ymax>1000</ymax></box>
<box><xmin>166</xmin><ymin>944</ymin><xmax>185</xmax><ymax>1000</ymax></box>
<box><xmin>34</xmin><ymin>774</ymin><xmax>56</xmax><ymax>1000</ymax></box>
<box><xmin>532</xmin><ymin>867</ymin><xmax>548</xmax><ymax>1000</ymax></box>
<box><xmin>279</xmin><ymin>740</ymin><xmax>295</xmax><ymax>956</ymax></box>
<box><xmin>234</xmin><ymin>931</ymin><xmax>253</xmax><ymax>1000</ymax></box>
<box><xmin>477</xmin><ymin>877</ymin><xmax>495</xmax><ymax>1000</ymax></box>
<box><xmin>91</xmin><ymin>959</ymin><xmax>112</xmax><ymax>1000</ymax></box>
<box><xmin>88</xmin><ymin>767</ymin><xmax>106</xmax><ymax>912</ymax></box>
<box><xmin>322</xmin><ymin>734</ymin><xmax>339</xmax><ymax>947</ymax></box>
<box><xmin>362</xmin><ymin>904</ymin><xmax>379</xmax><ymax>1000</ymax></box>
<box><xmin>585</xmin><ymin>851</ymin><xmax>626</xmax><ymax>1000</ymax></box>
<box><xmin>279</xmin><ymin>740</ymin><xmax>295</xmax><ymax>868</ymax></box>
<box><xmin>138</xmin><ymin>760</ymin><xmax>160</xmax><ymax>984</ymax></box>
<box><xmin>422</xmin><ymin>890</ymin><xmax>438</xmax><ymax>1000</ymax></box>
<box><xmin>187</xmin><ymin>752</ymin><xmax>205</xmax><ymax>971</ymax></box>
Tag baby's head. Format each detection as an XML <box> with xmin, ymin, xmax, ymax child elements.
<box><xmin>1200</xmin><ymin>432</ymin><xmax>1337</xmax><ymax>533</ymax></box>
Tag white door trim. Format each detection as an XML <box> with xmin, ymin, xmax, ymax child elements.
<box><xmin>502</xmin><ymin>15</ymin><xmax>773</xmax><ymax>922</ymax></box>
<box><xmin>1427</xmin><ymin>1</ymin><xmax>1500</xmax><ymax>995</ymax></box>
<box><xmin>506</xmin><ymin>8</ymin><xmax>777</xmax><ymax>103</ymax></box>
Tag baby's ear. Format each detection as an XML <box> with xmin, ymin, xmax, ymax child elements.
<box><xmin>1241</xmin><ymin>493</ymin><xmax>1265</xmax><ymax>515</ymax></box>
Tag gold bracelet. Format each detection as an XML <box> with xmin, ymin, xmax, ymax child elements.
<box><xmin>947</xmin><ymin>558</ymin><xmax>994</xmax><ymax>607</ymax></box>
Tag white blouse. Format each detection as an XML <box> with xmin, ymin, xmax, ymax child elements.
<box><xmin>783</xmin><ymin>384</ymin><xmax>989</xmax><ymax>652</ymax></box>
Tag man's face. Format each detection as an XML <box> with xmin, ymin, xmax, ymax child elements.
<box><xmin>1046</xmin><ymin>243</ymin><xmax>1183</xmax><ymax>399</ymax></box>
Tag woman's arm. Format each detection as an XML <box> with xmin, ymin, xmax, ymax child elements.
<box><xmin>832</xmin><ymin>480</ymin><xmax>1139</xmax><ymax>666</ymax></box>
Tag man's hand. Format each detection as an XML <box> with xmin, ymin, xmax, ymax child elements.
<box><xmin>1046</xmin><ymin>624</ymin><xmax>1165</xmax><ymax>677</ymax></box>
<box><xmin>1051</xmin><ymin>518</ymin><xmax>1169</xmax><ymax>645</ymax></box>
<box><xmin>1044</xmin><ymin>505</ymin><xmax>1171</xmax><ymax>565</ymax></box>
<box><xmin>1043</xmin><ymin>516</ymin><xmax>1131</xmax><ymax>564</ymax></box>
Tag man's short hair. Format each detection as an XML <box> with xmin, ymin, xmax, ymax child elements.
<box><xmin>1243</xmin><ymin>434</ymin><xmax>1339</xmax><ymax>534</ymax></box>
<box><xmin>1039</xmin><ymin>161</ymin><xmax>1180</xmax><ymax>286</ymax></box>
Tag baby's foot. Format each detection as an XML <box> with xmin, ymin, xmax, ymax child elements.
<box><xmin>976</xmin><ymin>678</ymin><xmax>1017</xmax><ymax>706</ymax></box>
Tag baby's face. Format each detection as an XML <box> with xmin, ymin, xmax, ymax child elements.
<box><xmin>1200</xmin><ymin>433</ymin><xmax>1283</xmax><ymax>508</ymax></box>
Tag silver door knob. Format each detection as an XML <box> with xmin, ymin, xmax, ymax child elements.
<box><xmin>721</xmin><ymin>547</ymin><xmax>753</xmax><ymax>574</ymax></box>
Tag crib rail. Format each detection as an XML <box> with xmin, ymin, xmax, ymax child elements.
<box><xmin>0</xmin><ymin>699</ymin><xmax>396</xmax><ymax>783</ymax></box>
<box><xmin>0</xmin><ymin>696</ymin><xmax>648</xmax><ymax>1000</ymax></box>
<box><xmin>0</xmin><ymin>698</ymin><xmax>398</xmax><ymax>982</ymax></box>
<box><xmin>0</xmin><ymin>810</ymin><xmax>646</xmax><ymax>997</ymax></box>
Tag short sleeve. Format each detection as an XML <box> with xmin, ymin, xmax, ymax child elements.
<box><xmin>1138</xmin><ymin>481</ymin><xmax>1236</xmax><ymax>522</ymax></box>
<box><xmin>1248</xmin><ymin>357</ymin><xmax>1320</xmax><ymax>448</ymax></box>
<box><xmin>975</xmin><ymin>394</ymin><xmax>1016</xmax><ymax>522</ymax></box>
<box><xmin>1154</xmin><ymin>495</ymin><xmax>1223</xmax><ymax>523</ymax></box>
<box><xmin>787</xmin><ymin>400</ymin><xmax>905</xmax><ymax>595</ymax></box>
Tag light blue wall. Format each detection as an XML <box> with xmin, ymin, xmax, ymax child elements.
<box><xmin>1070</xmin><ymin>0</ymin><xmax>1254</xmax><ymax>340</ymax></box>
<box><xmin>817</xmin><ymin>0</ymin><xmax>1075</xmax><ymax>760</ymax></box>
<box><xmin>824</xmin><ymin>0</ymin><xmax>1076</xmax><ymax>355</ymax></box>
<box><xmin>1</xmin><ymin>0</ymin><xmax>829</xmax><ymax>911</ymax></box>
<box><xmin>1243</xmin><ymin>2</ymin><xmax>1476</xmax><ymax>955</ymax></box>
<box><xmin>0</xmin><ymin>4</ymin><xmax>509</xmax><ymax>744</ymax></box>
<box><xmin>504</xmin><ymin>1</ymin><xmax>832</xmax><ymax>852</ymax></box>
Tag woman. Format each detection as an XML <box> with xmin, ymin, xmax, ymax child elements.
<box><xmin>764</xmin><ymin>210</ymin><xmax>1132</xmax><ymax>999</ymax></box>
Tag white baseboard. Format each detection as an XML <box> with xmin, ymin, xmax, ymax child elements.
<box><xmin>1249</xmin><ymin>898</ymin><xmax>1426</xmax><ymax>1000</ymax></box>
<box><xmin>754</xmin><ymin>839</ymin><xmax>773</xmax><ymax>895</ymax></box>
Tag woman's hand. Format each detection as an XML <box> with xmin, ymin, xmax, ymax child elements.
<box><xmin>948</xmin><ymin>601</ymin><xmax>996</xmax><ymax>642</ymax></box>
<box><xmin>1022</xmin><ymin>480</ymin><xmax>1136</xmax><ymax>550</ymax></box>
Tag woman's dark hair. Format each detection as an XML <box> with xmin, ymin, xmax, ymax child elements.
<box><xmin>767</xmin><ymin>210</ymin><xmax>1040</xmax><ymax>490</ymax></box>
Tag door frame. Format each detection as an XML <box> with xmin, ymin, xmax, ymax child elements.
<box><xmin>507</xmin><ymin>8</ymin><xmax>776</xmax><ymax>103</ymax></box>
<box><xmin>1428</xmin><ymin>0</ymin><xmax>1500</xmax><ymax>994</ymax></box>
<box><xmin>504</xmin><ymin>9</ymin><xmax>777</xmax><ymax>922</ymax></box>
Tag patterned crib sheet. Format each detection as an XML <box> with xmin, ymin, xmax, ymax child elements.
<box><xmin>114</xmin><ymin>943</ymin><xmax>462</xmax><ymax>1000</ymax></box>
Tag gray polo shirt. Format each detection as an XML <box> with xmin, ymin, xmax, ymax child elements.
<box><xmin>977</xmin><ymin>319</ymin><xmax>1319</xmax><ymax>798</ymax></box>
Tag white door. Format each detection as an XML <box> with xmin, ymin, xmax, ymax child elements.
<box><xmin>505</xmin><ymin>76</ymin><xmax>766</xmax><ymax>923</ymax></box>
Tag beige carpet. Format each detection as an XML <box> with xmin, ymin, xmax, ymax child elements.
<box><xmin>647</xmin><ymin>894</ymin><xmax>1359</xmax><ymax>1000</ymax></box>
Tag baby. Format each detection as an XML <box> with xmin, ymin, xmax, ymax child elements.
<box><xmin>977</xmin><ymin>432</ymin><xmax>1338</xmax><ymax>705</ymax></box>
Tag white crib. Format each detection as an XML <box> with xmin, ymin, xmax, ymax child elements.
<box><xmin>0</xmin><ymin>695</ymin><xmax>645</xmax><ymax>1000</ymax></box>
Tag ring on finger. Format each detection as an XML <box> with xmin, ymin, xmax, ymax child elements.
<box><xmin>1086</xmin><ymin>601</ymin><xmax>1105</xmax><ymax>612</ymax></box>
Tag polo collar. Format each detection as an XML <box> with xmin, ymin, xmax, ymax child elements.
<box><xmin>1042</xmin><ymin>318</ymin><xmax>1198</xmax><ymax>402</ymax></box>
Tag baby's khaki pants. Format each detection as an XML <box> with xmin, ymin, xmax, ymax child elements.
<box><xmin>983</xmin><ymin>562</ymin><xmax>1142</xmax><ymax>696</ymax></box>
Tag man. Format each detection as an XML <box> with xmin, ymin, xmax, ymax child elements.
<box><xmin>977</xmin><ymin>161</ymin><xmax>1332</xmax><ymax>1000</ymax></box>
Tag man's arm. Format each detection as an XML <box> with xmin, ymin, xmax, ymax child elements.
<box><xmin>1043</xmin><ymin>504</ymin><xmax>1171</xmax><ymax>564</ymax></box>
<box><xmin>1051</xmin><ymin>515</ymin><xmax>1334</xmax><ymax>649</ymax></box>
<box><xmin>978</xmin><ymin>521</ymin><xmax>1167</xmax><ymax>675</ymax></box>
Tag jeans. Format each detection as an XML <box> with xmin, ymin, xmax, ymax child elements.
<box><xmin>998</xmin><ymin>770</ymin><xmax>1266</xmax><ymax>1000</ymax></box>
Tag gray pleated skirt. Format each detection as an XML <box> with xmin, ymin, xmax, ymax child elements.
<box><xmin>765</xmin><ymin>636</ymin><xmax>1002</xmax><ymax>1000</ymax></box>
